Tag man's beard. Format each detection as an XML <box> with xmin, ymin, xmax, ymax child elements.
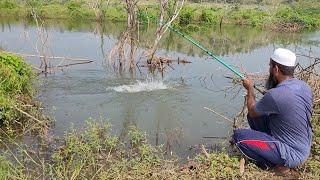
<box><xmin>265</xmin><ymin>73</ymin><xmax>278</xmax><ymax>90</ymax></box>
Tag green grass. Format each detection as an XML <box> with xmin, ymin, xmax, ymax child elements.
<box><xmin>274</xmin><ymin>6</ymin><xmax>320</xmax><ymax>29</ymax></box>
<box><xmin>0</xmin><ymin>52</ymin><xmax>48</xmax><ymax>135</ymax></box>
<box><xmin>0</xmin><ymin>116</ymin><xmax>319</xmax><ymax>179</ymax></box>
<box><xmin>0</xmin><ymin>1</ymin><xmax>319</xmax><ymax>31</ymax></box>
<box><xmin>230</xmin><ymin>8</ymin><xmax>271</xmax><ymax>27</ymax></box>
<box><xmin>0</xmin><ymin>120</ymin><xmax>247</xmax><ymax>179</ymax></box>
<box><xmin>0</xmin><ymin>53</ymin><xmax>33</xmax><ymax>128</ymax></box>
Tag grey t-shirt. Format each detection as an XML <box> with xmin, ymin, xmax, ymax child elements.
<box><xmin>254</xmin><ymin>78</ymin><xmax>313</xmax><ymax>167</ymax></box>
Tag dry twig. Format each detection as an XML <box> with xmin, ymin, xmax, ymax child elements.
<box><xmin>201</xmin><ymin>144</ymin><xmax>210</xmax><ymax>159</ymax></box>
<box><xmin>203</xmin><ymin>106</ymin><xmax>233</xmax><ymax>123</ymax></box>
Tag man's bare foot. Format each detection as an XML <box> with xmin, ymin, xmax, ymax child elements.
<box><xmin>274</xmin><ymin>165</ymin><xmax>290</xmax><ymax>176</ymax></box>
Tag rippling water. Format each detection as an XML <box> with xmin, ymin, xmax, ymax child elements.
<box><xmin>109</xmin><ymin>78</ymin><xmax>170</xmax><ymax>93</ymax></box>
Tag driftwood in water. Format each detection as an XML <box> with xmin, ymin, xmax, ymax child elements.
<box><xmin>3</xmin><ymin>51</ymin><xmax>93</xmax><ymax>62</ymax></box>
<box><xmin>203</xmin><ymin>107</ymin><xmax>233</xmax><ymax>123</ymax></box>
<box><xmin>2</xmin><ymin>51</ymin><xmax>93</xmax><ymax>74</ymax></box>
<box><xmin>138</xmin><ymin>55</ymin><xmax>192</xmax><ymax>74</ymax></box>
<box><xmin>147</xmin><ymin>56</ymin><xmax>191</xmax><ymax>65</ymax></box>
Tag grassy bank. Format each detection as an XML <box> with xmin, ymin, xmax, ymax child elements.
<box><xmin>0</xmin><ymin>52</ymin><xmax>49</xmax><ymax>135</ymax></box>
<box><xmin>0</xmin><ymin>116</ymin><xmax>319</xmax><ymax>179</ymax></box>
<box><xmin>0</xmin><ymin>1</ymin><xmax>319</xmax><ymax>31</ymax></box>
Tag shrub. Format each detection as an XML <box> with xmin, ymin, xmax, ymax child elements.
<box><xmin>179</xmin><ymin>6</ymin><xmax>196</xmax><ymax>25</ymax></box>
<box><xmin>105</xmin><ymin>6</ymin><xmax>127</xmax><ymax>21</ymax></box>
<box><xmin>274</xmin><ymin>6</ymin><xmax>319</xmax><ymax>28</ymax></box>
<box><xmin>200</xmin><ymin>9</ymin><xmax>219</xmax><ymax>25</ymax></box>
<box><xmin>0</xmin><ymin>53</ymin><xmax>33</xmax><ymax>96</ymax></box>
<box><xmin>66</xmin><ymin>0</ymin><xmax>84</xmax><ymax>19</ymax></box>
<box><xmin>137</xmin><ymin>8</ymin><xmax>157</xmax><ymax>23</ymax></box>
<box><xmin>0</xmin><ymin>53</ymin><xmax>34</xmax><ymax>131</ymax></box>
<box><xmin>231</xmin><ymin>8</ymin><xmax>269</xmax><ymax>26</ymax></box>
<box><xmin>0</xmin><ymin>0</ymin><xmax>18</xmax><ymax>9</ymax></box>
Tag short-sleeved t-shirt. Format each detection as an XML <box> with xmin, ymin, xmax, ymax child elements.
<box><xmin>254</xmin><ymin>78</ymin><xmax>313</xmax><ymax>167</ymax></box>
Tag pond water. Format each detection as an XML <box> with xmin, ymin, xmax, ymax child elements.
<box><xmin>1</xmin><ymin>18</ymin><xmax>319</xmax><ymax>157</ymax></box>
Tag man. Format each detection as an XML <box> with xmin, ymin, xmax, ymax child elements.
<box><xmin>233</xmin><ymin>48</ymin><xmax>313</xmax><ymax>173</ymax></box>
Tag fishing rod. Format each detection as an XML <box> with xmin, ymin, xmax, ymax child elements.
<box><xmin>141</xmin><ymin>12</ymin><xmax>264</xmax><ymax>94</ymax></box>
<box><xmin>165</xmin><ymin>24</ymin><xmax>266</xmax><ymax>95</ymax></box>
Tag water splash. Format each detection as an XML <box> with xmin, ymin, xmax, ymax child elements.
<box><xmin>110</xmin><ymin>79</ymin><xmax>169</xmax><ymax>93</ymax></box>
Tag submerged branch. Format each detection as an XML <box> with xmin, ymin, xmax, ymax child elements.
<box><xmin>203</xmin><ymin>106</ymin><xmax>233</xmax><ymax>123</ymax></box>
<box><xmin>12</xmin><ymin>106</ymin><xmax>46</xmax><ymax>126</ymax></box>
<box><xmin>3</xmin><ymin>51</ymin><xmax>93</xmax><ymax>62</ymax></box>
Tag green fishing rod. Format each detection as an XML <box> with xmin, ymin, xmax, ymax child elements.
<box><xmin>166</xmin><ymin>25</ymin><xmax>265</xmax><ymax>95</ymax></box>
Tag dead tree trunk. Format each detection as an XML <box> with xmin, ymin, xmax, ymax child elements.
<box><xmin>108</xmin><ymin>0</ymin><xmax>139</xmax><ymax>72</ymax></box>
<box><xmin>28</xmin><ymin>7</ymin><xmax>50</xmax><ymax>75</ymax></box>
<box><xmin>126</xmin><ymin>0</ymin><xmax>138</xmax><ymax>69</ymax></box>
<box><xmin>146</xmin><ymin>0</ymin><xmax>185</xmax><ymax>61</ymax></box>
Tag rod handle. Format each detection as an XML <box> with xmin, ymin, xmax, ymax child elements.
<box><xmin>254</xmin><ymin>85</ymin><xmax>266</xmax><ymax>95</ymax></box>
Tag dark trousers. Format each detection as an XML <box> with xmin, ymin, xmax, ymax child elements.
<box><xmin>233</xmin><ymin>115</ymin><xmax>284</xmax><ymax>168</ymax></box>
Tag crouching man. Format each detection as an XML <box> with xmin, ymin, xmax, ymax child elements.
<box><xmin>233</xmin><ymin>48</ymin><xmax>313</xmax><ymax>173</ymax></box>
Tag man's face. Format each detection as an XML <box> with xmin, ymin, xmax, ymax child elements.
<box><xmin>265</xmin><ymin>59</ymin><xmax>278</xmax><ymax>90</ymax></box>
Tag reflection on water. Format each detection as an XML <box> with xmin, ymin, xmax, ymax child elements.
<box><xmin>0</xmin><ymin>18</ymin><xmax>319</xmax><ymax>157</ymax></box>
<box><xmin>2</xmin><ymin>17</ymin><xmax>319</xmax><ymax>57</ymax></box>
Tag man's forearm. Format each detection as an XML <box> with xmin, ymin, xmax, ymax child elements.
<box><xmin>247</xmin><ymin>87</ymin><xmax>257</xmax><ymax>118</ymax></box>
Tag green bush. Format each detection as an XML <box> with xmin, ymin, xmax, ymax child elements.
<box><xmin>39</xmin><ymin>4</ymin><xmax>68</xmax><ymax>19</ymax></box>
<box><xmin>0</xmin><ymin>155</ymin><xmax>12</xmax><ymax>179</ymax></box>
<box><xmin>0</xmin><ymin>53</ymin><xmax>33</xmax><ymax>129</ymax></box>
<box><xmin>25</xmin><ymin>0</ymin><xmax>44</xmax><ymax>8</ymax></box>
<box><xmin>137</xmin><ymin>8</ymin><xmax>157</xmax><ymax>23</ymax></box>
<box><xmin>105</xmin><ymin>6</ymin><xmax>127</xmax><ymax>21</ymax></box>
<box><xmin>0</xmin><ymin>53</ymin><xmax>33</xmax><ymax>96</ymax></box>
<box><xmin>200</xmin><ymin>9</ymin><xmax>219</xmax><ymax>25</ymax></box>
<box><xmin>179</xmin><ymin>7</ymin><xmax>196</xmax><ymax>25</ymax></box>
<box><xmin>66</xmin><ymin>0</ymin><xmax>87</xmax><ymax>19</ymax></box>
<box><xmin>137</xmin><ymin>9</ymin><xmax>148</xmax><ymax>23</ymax></box>
<box><xmin>0</xmin><ymin>0</ymin><xmax>18</xmax><ymax>9</ymax></box>
<box><xmin>231</xmin><ymin>8</ymin><xmax>269</xmax><ymax>26</ymax></box>
<box><xmin>275</xmin><ymin>6</ymin><xmax>319</xmax><ymax>28</ymax></box>
<box><xmin>66</xmin><ymin>0</ymin><xmax>82</xmax><ymax>11</ymax></box>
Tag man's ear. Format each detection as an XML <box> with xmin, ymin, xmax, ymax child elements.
<box><xmin>274</xmin><ymin>65</ymin><xmax>279</xmax><ymax>75</ymax></box>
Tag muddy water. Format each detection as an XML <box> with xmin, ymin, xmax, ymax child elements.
<box><xmin>1</xmin><ymin>18</ymin><xmax>319</xmax><ymax>157</ymax></box>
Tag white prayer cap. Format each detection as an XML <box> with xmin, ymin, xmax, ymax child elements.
<box><xmin>270</xmin><ymin>48</ymin><xmax>296</xmax><ymax>67</ymax></box>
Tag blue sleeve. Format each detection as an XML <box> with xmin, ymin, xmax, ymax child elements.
<box><xmin>254</xmin><ymin>91</ymin><xmax>280</xmax><ymax>116</ymax></box>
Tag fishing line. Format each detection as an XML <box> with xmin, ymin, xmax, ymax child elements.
<box><xmin>165</xmin><ymin>24</ymin><xmax>265</xmax><ymax>94</ymax></box>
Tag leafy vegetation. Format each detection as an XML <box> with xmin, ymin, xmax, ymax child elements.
<box><xmin>231</xmin><ymin>8</ymin><xmax>270</xmax><ymax>26</ymax></box>
<box><xmin>0</xmin><ymin>1</ymin><xmax>319</xmax><ymax>31</ymax></box>
<box><xmin>274</xmin><ymin>6</ymin><xmax>320</xmax><ymax>29</ymax></box>
<box><xmin>300</xmin><ymin>116</ymin><xmax>320</xmax><ymax>178</ymax></box>
<box><xmin>179</xmin><ymin>6</ymin><xmax>196</xmax><ymax>25</ymax></box>
<box><xmin>0</xmin><ymin>119</ymin><xmax>258</xmax><ymax>179</ymax></box>
<box><xmin>0</xmin><ymin>115</ymin><xmax>319</xmax><ymax>179</ymax></box>
<box><xmin>0</xmin><ymin>53</ymin><xmax>32</xmax><ymax>128</ymax></box>
<box><xmin>0</xmin><ymin>53</ymin><xmax>48</xmax><ymax>135</ymax></box>
<box><xmin>200</xmin><ymin>9</ymin><xmax>220</xmax><ymax>25</ymax></box>
<box><xmin>0</xmin><ymin>0</ymin><xmax>18</xmax><ymax>9</ymax></box>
